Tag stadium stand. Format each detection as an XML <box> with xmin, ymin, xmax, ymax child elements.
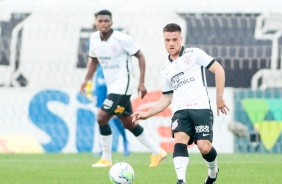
<box><xmin>251</xmin><ymin>13</ymin><xmax>282</xmax><ymax>90</ymax></box>
<box><xmin>0</xmin><ymin>13</ymin><xmax>30</xmax><ymax>87</ymax></box>
<box><xmin>179</xmin><ymin>13</ymin><xmax>281</xmax><ymax>88</ymax></box>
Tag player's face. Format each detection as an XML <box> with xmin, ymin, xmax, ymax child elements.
<box><xmin>163</xmin><ymin>31</ymin><xmax>183</xmax><ymax>59</ymax></box>
<box><xmin>96</xmin><ymin>15</ymin><xmax>113</xmax><ymax>33</ymax></box>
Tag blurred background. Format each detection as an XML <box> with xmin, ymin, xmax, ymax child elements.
<box><xmin>0</xmin><ymin>0</ymin><xmax>281</xmax><ymax>154</ymax></box>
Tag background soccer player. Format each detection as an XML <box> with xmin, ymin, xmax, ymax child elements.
<box><xmin>132</xmin><ymin>23</ymin><xmax>229</xmax><ymax>184</ymax></box>
<box><xmin>91</xmin><ymin>63</ymin><xmax>131</xmax><ymax>156</ymax></box>
<box><xmin>88</xmin><ymin>13</ymin><xmax>130</xmax><ymax>156</ymax></box>
<box><xmin>80</xmin><ymin>9</ymin><xmax>167</xmax><ymax>167</ymax></box>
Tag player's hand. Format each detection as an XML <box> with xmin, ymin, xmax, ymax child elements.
<box><xmin>131</xmin><ymin>111</ymin><xmax>147</xmax><ymax>122</ymax></box>
<box><xmin>216</xmin><ymin>98</ymin><xmax>229</xmax><ymax>116</ymax></box>
<box><xmin>80</xmin><ymin>82</ymin><xmax>87</xmax><ymax>95</ymax></box>
<box><xmin>138</xmin><ymin>83</ymin><xmax>147</xmax><ymax>99</ymax></box>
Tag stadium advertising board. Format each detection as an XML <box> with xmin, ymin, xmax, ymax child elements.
<box><xmin>0</xmin><ymin>88</ymin><xmax>234</xmax><ymax>153</ymax></box>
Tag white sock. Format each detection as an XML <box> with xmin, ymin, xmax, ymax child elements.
<box><xmin>136</xmin><ymin>130</ymin><xmax>161</xmax><ymax>155</ymax></box>
<box><xmin>205</xmin><ymin>157</ymin><xmax>218</xmax><ymax>178</ymax></box>
<box><xmin>173</xmin><ymin>156</ymin><xmax>189</xmax><ymax>183</ymax></box>
<box><xmin>100</xmin><ymin>135</ymin><xmax>112</xmax><ymax>162</ymax></box>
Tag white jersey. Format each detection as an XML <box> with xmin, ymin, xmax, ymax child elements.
<box><xmin>161</xmin><ymin>47</ymin><xmax>215</xmax><ymax>113</ymax></box>
<box><xmin>88</xmin><ymin>30</ymin><xmax>139</xmax><ymax>95</ymax></box>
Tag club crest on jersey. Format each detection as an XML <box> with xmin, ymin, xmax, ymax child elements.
<box><xmin>114</xmin><ymin>105</ymin><xmax>125</xmax><ymax>113</ymax></box>
<box><xmin>111</xmin><ymin>45</ymin><xmax>117</xmax><ymax>53</ymax></box>
<box><xmin>183</xmin><ymin>55</ymin><xmax>191</xmax><ymax>64</ymax></box>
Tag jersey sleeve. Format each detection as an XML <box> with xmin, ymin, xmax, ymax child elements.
<box><xmin>121</xmin><ymin>35</ymin><xmax>140</xmax><ymax>56</ymax></box>
<box><xmin>161</xmin><ymin>71</ymin><xmax>174</xmax><ymax>94</ymax></box>
<box><xmin>88</xmin><ymin>36</ymin><xmax>97</xmax><ymax>58</ymax></box>
<box><xmin>193</xmin><ymin>48</ymin><xmax>215</xmax><ymax>68</ymax></box>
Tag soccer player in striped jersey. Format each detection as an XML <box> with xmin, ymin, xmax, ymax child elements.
<box><xmin>132</xmin><ymin>23</ymin><xmax>229</xmax><ymax>184</ymax></box>
<box><xmin>80</xmin><ymin>10</ymin><xmax>167</xmax><ymax>168</ymax></box>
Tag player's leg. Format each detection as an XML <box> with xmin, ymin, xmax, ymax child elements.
<box><xmin>92</xmin><ymin>77</ymin><xmax>113</xmax><ymax>164</ymax></box>
<box><xmin>91</xmin><ymin>109</ymin><xmax>113</xmax><ymax>167</ymax></box>
<box><xmin>173</xmin><ymin>132</ymin><xmax>189</xmax><ymax>184</ymax></box>
<box><xmin>171</xmin><ymin>110</ymin><xmax>194</xmax><ymax>184</ymax></box>
<box><xmin>108</xmin><ymin>118</ymin><xmax>119</xmax><ymax>152</ymax></box>
<box><xmin>111</xmin><ymin>117</ymin><xmax>131</xmax><ymax>156</ymax></box>
<box><xmin>198</xmin><ymin>140</ymin><xmax>219</xmax><ymax>184</ymax></box>
<box><xmin>120</xmin><ymin>115</ymin><xmax>167</xmax><ymax>167</ymax></box>
<box><xmin>190</xmin><ymin>109</ymin><xmax>219</xmax><ymax>184</ymax></box>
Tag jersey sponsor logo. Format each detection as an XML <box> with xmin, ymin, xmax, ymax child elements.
<box><xmin>171</xmin><ymin>72</ymin><xmax>184</xmax><ymax>84</ymax></box>
<box><xmin>176</xmin><ymin>103</ymin><xmax>198</xmax><ymax>110</ymax></box>
<box><xmin>98</xmin><ymin>57</ymin><xmax>111</xmax><ymax>60</ymax></box>
<box><xmin>103</xmin><ymin>99</ymin><xmax>113</xmax><ymax>109</ymax></box>
<box><xmin>174</xmin><ymin>77</ymin><xmax>195</xmax><ymax>90</ymax></box>
<box><xmin>98</xmin><ymin>57</ymin><xmax>119</xmax><ymax>69</ymax></box>
<box><xmin>100</xmin><ymin>60</ymin><xmax>109</xmax><ymax>65</ymax></box>
<box><xmin>184</xmin><ymin>49</ymin><xmax>193</xmax><ymax>54</ymax></box>
<box><xmin>171</xmin><ymin>119</ymin><xmax>178</xmax><ymax>130</ymax></box>
<box><xmin>102</xmin><ymin>64</ymin><xmax>119</xmax><ymax>69</ymax></box>
<box><xmin>195</xmin><ymin>125</ymin><xmax>209</xmax><ymax>133</ymax></box>
<box><xmin>114</xmin><ymin>105</ymin><xmax>125</xmax><ymax>113</ymax></box>
<box><xmin>171</xmin><ymin>72</ymin><xmax>196</xmax><ymax>90</ymax></box>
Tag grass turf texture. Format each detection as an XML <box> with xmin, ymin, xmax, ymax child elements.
<box><xmin>0</xmin><ymin>153</ymin><xmax>281</xmax><ymax>184</ymax></box>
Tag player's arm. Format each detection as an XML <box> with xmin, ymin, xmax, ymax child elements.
<box><xmin>132</xmin><ymin>93</ymin><xmax>172</xmax><ymax>122</ymax></box>
<box><xmin>208</xmin><ymin>61</ymin><xmax>229</xmax><ymax>116</ymax></box>
<box><xmin>134</xmin><ymin>50</ymin><xmax>147</xmax><ymax>99</ymax></box>
<box><xmin>80</xmin><ymin>57</ymin><xmax>99</xmax><ymax>94</ymax></box>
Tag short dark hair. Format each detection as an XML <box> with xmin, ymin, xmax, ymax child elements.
<box><xmin>97</xmin><ymin>10</ymin><xmax>112</xmax><ymax>19</ymax></box>
<box><xmin>163</xmin><ymin>23</ymin><xmax>181</xmax><ymax>33</ymax></box>
<box><xmin>94</xmin><ymin>12</ymin><xmax>98</xmax><ymax>18</ymax></box>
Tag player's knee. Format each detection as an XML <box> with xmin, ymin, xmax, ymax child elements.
<box><xmin>174</xmin><ymin>132</ymin><xmax>189</xmax><ymax>144</ymax></box>
<box><xmin>197</xmin><ymin>140</ymin><xmax>212</xmax><ymax>154</ymax></box>
<box><xmin>97</xmin><ymin>115</ymin><xmax>110</xmax><ymax>126</ymax></box>
<box><xmin>128</xmin><ymin>124</ymin><xmax>143</xmax><ymax>137</ymax></box>
<box><xmin>122</xmin><ymin>122</ymin><xmax>135</xmax><ymax>130</ymax></box>
<box><xmin>119</xmin><ymin>116</ymin><xmax>135</xmax><ymax>130</ymax></box>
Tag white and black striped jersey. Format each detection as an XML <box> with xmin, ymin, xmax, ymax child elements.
<box><xmin>88</xmin><ymin>30</ymin><xmax>139</xmax><ymax>95</ymax></box>
<box><xmin>161</xmin><ymin>47</ymin><xmax>215</xmax><ymax>113</ymax></box>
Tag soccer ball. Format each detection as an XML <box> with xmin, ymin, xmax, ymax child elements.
<box><xmin>109</xmin><ymin>162</ymin><xmax>134</xmax><ymax>184</ymax></box>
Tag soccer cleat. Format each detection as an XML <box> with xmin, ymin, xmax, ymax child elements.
<box><xmin>91</xmin><ymin>158</ymin><xmax>112</xmax><ymax>167</ymax></box>
<box><xmin>204</xmin><ymin>167</ymin><xmax>219</xmax><ymax>184</ymax></box>
<box><xmin>176</xmin><ymin>179</ymin><xmax>186</xmax><ymax>184</ymax></box>
<box><xmin>149</xmin><ymin>149</ymin><xmax>167</xmax><ymax>167</ymax></box>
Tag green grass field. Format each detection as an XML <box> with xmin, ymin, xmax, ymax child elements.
<box><xmin>0</xmin><ymin>153</ymin><xmax>281</xmax><ymax>184</ymax></box>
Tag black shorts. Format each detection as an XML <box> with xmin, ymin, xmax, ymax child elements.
<box><xmin>101</xmin><ymin>93</ymin><xmax>133</xmax><ymax>117</ymax></box>
<box><xmin>171</xmin><ymin>109</ymin><xmax>214</xmax><ymax>145</ymax></box>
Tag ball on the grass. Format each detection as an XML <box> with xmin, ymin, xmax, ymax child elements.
<box><xmin>109</xmin><ymin>162</ymin><xmax>134</xmax><ymax>184</ymax></box>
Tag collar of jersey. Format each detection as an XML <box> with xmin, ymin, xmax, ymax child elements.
<box><xmin>168</xmin><ymin>46</ymin><xmax>185</xmax><ymax>62</ymax></box>
<box><xmin>100</xmin><ymin>29</ymin><xmax>114</xmax><ymax>41</ymax></box>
